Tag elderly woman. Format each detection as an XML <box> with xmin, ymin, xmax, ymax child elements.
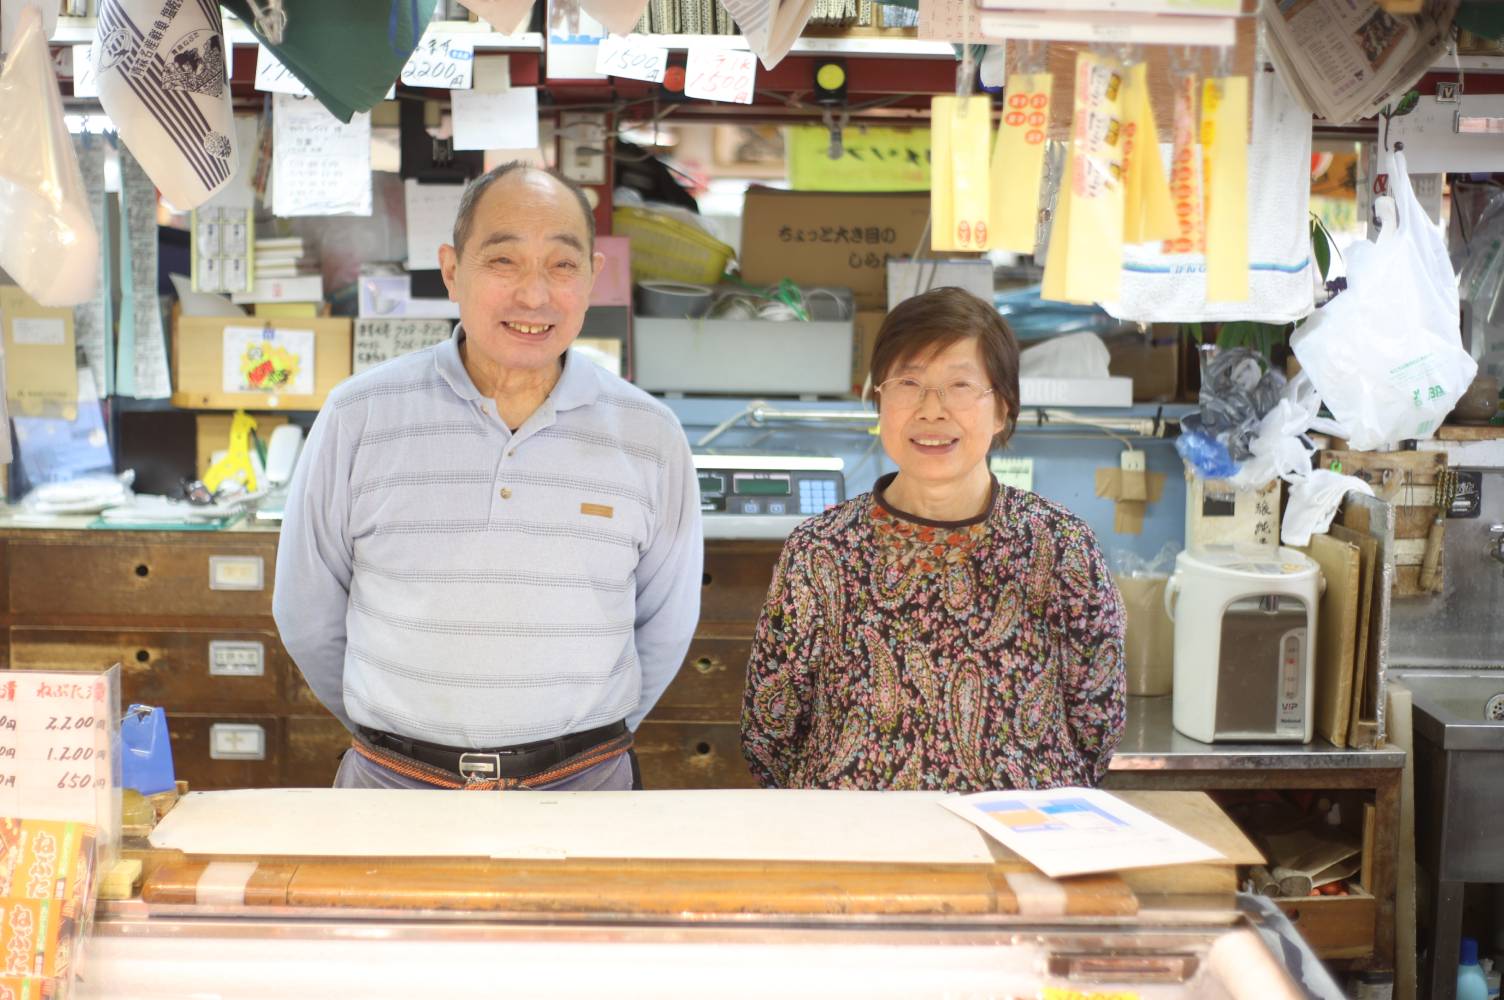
<box><xmin>741</xmin><ymin>287</ymin><xmax>1126</xmax><ymax>792</ymax></box>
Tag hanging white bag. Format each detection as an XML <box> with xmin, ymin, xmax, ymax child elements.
<box><xmin>0</xmin><ymin>5</ymin><xmax>101</xmax><ymax>306</ymax></box>
<box><xmin>1291</xmin><ymin>148</ymin><xmax>1474</xmax><ymax>450</ymax></box>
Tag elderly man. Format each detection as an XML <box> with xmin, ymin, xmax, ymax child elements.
<box><xmin>274</xmin><ymin>164</ymin><xmax>703</xmax><ymax>790</ymax></box>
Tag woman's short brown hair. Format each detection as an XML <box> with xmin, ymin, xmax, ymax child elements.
<box><xmin>868</xmin><ymin>286</ymin><xmax>1020</xmax><ymax>449</ymax></box>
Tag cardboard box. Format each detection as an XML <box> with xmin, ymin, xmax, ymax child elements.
<box><xmin>739</xmin><ymin>189</ymin><xmax>935</xmax><ymax>310</ymax></box>
<box><xmin>851</xmin><ymin>309</ymin><xmax>886</xmax><ymax>395</ymax></box>
<box><xmin>1105</xmin><ymin>327</ymin><xmax>1183</xmax><ymax>402</ymax></box>
<box><xmin>172</xmin><ymin>316</ymin><xmax>352</xmax><ymax>411</ymax></box>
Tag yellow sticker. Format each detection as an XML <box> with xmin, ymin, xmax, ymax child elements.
<box><xmin>989</xmin><ymin>72</ymin><xmax>1053</xmax><ymax>254</ymax></box>
<box><xmin>1162</xmin><ymin>72</ymin><xmax>1204</xmax><ymax>255</ymax></box>
<box><xmin>1042</xmin><ymin>51</ymin><xmax>1124</xmax><ymax>303</ymax></box>
<box><xmin>1202</xmin><ymin>75</ymin><xmax>1250</xmax><ymax>301</ymax></box>
<box><xmin>1121</xmin><ymin>62</ymin><xmax>1176</xmax><ymax>245</ymax></box>
<box><xmin>931</xmin><ymin>95</ymin><xmax>995</xmax><ymax>251</ymax></box>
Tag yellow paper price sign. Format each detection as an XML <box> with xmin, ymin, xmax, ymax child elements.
<box><xmin>931</xmin><ymin>95</ymin><xmax>995</xmax><ymax>251</ymax></box>
<box><xmin>1202</xmin><ymin>75</ymin><xmax>1250</xmax><ymax>301</ymax></box>
<box><xmin>990</xmin><ymin>72</ymin><xmax>1053</xmax><ymax>254</ymax></box>
<box><xmin>1162</xmin><ymin>72</ymin><xmax>1204</xmax><ymax>255</ymax></box>
<box><xmin>1041</xmin><ymin>52</ymin><xmax>1125</xmax><ymax>303</ymax></box>
<box><xmin>1121</xmin><ymin>62</ymin><xmax>1177</xmax><ymax>245</ymax></box>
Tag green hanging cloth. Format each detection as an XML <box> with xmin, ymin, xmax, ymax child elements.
<box><xmin>222</xmin><ymin>0</ymin><xmax>439</xmax><ymax>122</ymax></box>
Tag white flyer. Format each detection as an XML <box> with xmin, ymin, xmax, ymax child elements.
<box><xmin>271</xmin><ymin>94</ymin><xmax>372</xmax><ymax>218</ymax></box>
<box><xmin>941</xmin><ymin>786</ymin><xmax>1225</xmax><ymax>878</ymax></box>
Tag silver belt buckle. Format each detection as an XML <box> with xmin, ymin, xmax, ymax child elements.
<box><xmin>457</xmin><ymin>752</ymin><xmax>503</xmax><ymax>785</ymax></box>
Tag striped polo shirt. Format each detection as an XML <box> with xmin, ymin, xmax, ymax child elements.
<box><xmin>273</xmin><ymin>329</ymin><xmax>703</xmax><ymax>747</ymax></box>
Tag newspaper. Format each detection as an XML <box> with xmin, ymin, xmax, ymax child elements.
<box><xmin>1261</xmin><ymin>0</ymin><xmax>1456</xmax><ymax>126</ymax></box>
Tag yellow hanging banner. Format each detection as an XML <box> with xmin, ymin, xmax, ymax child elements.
<box><xmin>1202</xmin><ymin>75</ymin><xmax>1250</xmax><ymax>302</ymax></box>
<box><xmin>989</xmin><ymin>72</ymin><xmax>1053</xmax><ymax>254</ymax></box>
<box><xmin>1041</xmin><ymin>147</ymin><xmax>1075</xmax><ymax>304</ymax></box>
<box><xmin>1041</xmin><ymin>51</ymin><xmax>1125</xmax><ymax>303</ymax></box>
<box><xmin>931</xmin><ymin>95</ymin><xmax>995</xmax><ymax>252</ymax></box>
<box><xmin>1121</xmin><ymin>62</ymin><xmax>1177</xmax><ymax>245</ymax></box>
<box><xmin>1162</xmin><ymin>71</ymin><xmax>1204</xmax><ymax>255</ymax></box>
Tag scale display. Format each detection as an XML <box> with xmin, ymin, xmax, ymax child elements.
<box><xmin>693</xmin><ymin>454</ymin><xmax>845</xmax><ymax>518</ymax></box>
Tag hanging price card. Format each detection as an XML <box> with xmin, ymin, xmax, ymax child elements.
<box><xmin>1162</xmin><ymin>71</ymin><xmax>1204</xmax><ymax>255</ymax></box>
<box><xmin>401</xmin><ymin>33</ymin><xmax>476</xmax><ymax>90</ymax></box>
<box><xmin>254</xmin><ymin>45</ymin><xmax>312</xmax><ymax>96</ymax></box>
<box><xmin>1121</xmin><ymin>61</ymin><xmax>1177</xmax><ymax>245</ymax></box>
<box><xmin>989</xmin><ymin>72</ymin><xmax>1053</xmax><ymax>253</ymax></box>
<box><xmin>595</xmin><ymin>35</ymin><xmax>669</xmax><ymax>83</ymax></box>
<box><xmin>684</xmin><ymin>47</ymin><xmax>756</xmax><ymax>105</ymax></box>
<box><xmin>931</xmin><ymin>95</ymin><xmax>994</xmax><ymax>252</ymax></box>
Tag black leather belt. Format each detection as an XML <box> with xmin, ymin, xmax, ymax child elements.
<box><xmin>357</xmin><ymin>720</ymin><xmax>627</xmax><ymax>782</ymax></box>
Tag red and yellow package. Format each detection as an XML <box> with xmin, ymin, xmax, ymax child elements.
<box><xmin>0</xmin><ymin>821</ymin><xmax>95</xmax><ymax>985</ymax></box>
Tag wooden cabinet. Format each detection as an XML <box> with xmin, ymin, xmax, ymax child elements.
<box><xmin>634</xmin><ymin>542</ymin><xmax>780</xmax><ymax>789</ymax></box>
<box><xmin>0</xmin><ymin>528</ymin><xmax>777</xmax><ymax>792</ymax></box>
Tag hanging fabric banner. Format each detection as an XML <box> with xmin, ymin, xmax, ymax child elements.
<box><xmin>931</xmin><ymin>95</ymin><xmax>994</xmax><ymax>252</ymax></box>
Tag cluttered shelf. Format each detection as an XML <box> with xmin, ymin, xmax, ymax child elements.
<box><xmin>48</xmin><ymin>16</ymin><xmax>547</xmax><ymax>52</ymax></box>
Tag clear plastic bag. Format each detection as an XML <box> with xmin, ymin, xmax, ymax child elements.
<box><xmin>0</xmin><ymin>5</ymin><xmax>100</xmax><ymax>306</ymax></box>
<box><xmin>1291</xmin><ymin>149</ymin><xmax>1475</xmax><ymax>450</ymax></box>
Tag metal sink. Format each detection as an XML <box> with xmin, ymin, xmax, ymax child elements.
<box><xmin>1396</xmin><ymin>670</ymin><xmax>1504</xmax><ymax>751</ymax></box>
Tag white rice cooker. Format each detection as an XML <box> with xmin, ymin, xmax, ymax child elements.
<box><xmin>1164</xmin><ymin>547</ymin><xmax>1323</xmax><ymax>743</ymax></box>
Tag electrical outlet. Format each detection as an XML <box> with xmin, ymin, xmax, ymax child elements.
<box><xmin>1120</xmin><ymin>449</ymin><xmax>1148</xmax><ymax>502</ymax></box>
<box><xmin>558</xmin><ymin>112</ymin><xmax>608</xmax><ymax>184</ymax></box>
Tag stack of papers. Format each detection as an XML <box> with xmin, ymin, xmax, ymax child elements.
<box><xmin>1262</xmin><ymin>0</ymin><xmax>1457</xmax><ymax>125</ymax></box>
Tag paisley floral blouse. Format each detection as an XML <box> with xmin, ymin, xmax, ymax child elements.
<box><xmin>741</xmin><ymin>473</ymin><xmax>1127</xmax><ymax>792</ymax></box>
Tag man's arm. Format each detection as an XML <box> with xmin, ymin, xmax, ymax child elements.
<box><xmin>627</xmin><ymin>431</ymin><xmax>703</xmax><ymax>729</ymax></box>
<box><xmin>273</xmin><ymin>404</ymin><xmax>356</xmax><ymax>730</ymax></box>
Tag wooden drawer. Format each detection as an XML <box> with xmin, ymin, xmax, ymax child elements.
<box><xmin>284</xmin><ymin>715</ymin><xmax>350</xmax><ymax>788</ymax></box>
<box><xmin>1275</xmin><ymin>891</ymin><xmax>1376</xmax><ymax>960</ymax></box>
<box><xmin>165</xmin><ymin>713</ymin><xmax>283</xmax><ymax>790</ymax></box>
<box><xmin>634</xmin><ymin>721</ymin><xmax>757</xmax><ymax>790</ymax></box>
<box><xmin>650</xmin><ymin>630</ymin><xmax>751</xmax><ymax>720</ymax></box>
<box><xmin>700</xmin><ymin>542</ymin><xmax>781</xmax><ymax>625</ymax></box>
<box><xmin>6</xmin><ymin>538</ymin><xmax>276</xmax><ymax>618</ymax></box>
<box><xmin>9</xmin><ymin>627</ymin><xmax>287</xmax><ymax>709</ymax></box>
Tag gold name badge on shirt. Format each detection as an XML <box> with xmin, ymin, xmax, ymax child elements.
<box><xmin>580</xmin><ymin>503</ymin><xmax>615</xmax><ymax>519</ymax></box>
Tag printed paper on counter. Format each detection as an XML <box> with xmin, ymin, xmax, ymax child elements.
<box><xmin>942</xmin><ymin>787</ymin><xmax>1224</xmax><ymax>878</ymax></box>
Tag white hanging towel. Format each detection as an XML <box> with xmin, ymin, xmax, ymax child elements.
<box><xmin>95</xmin><ymin>0</ymin><xmax>237</xmax><ymax>210</ymax></box>
<box><xmin>1100</xmin><ymin>66</ymin><xmax>1313</xmax><ymax>325</ymax></box>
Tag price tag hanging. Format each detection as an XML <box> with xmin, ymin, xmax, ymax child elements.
<box><xmin>989</xmin><ymin>72</ymin><xmax>1053</xmax><ymax>254</ymax></box>
<box><xmin>931</xmin><ymin>95</ymin><xmax>994</xmax><ymax>252</ymax></box>
<box><xmin>1120</xmin><ymin>61</ymin><xmax>1177</xmax><ymax>245</ymax></box>
<box><xmin>1162</xmin><ymin>66</ymin><xmax>1204</xmax><ymax>255</ymax></box>
<box><xmin>1202</xmin><ymin>74</ymin><xmax>1249</xmax><ymax>301</ymax></box>
<box><xmin>1041</xmin><ymin>51</ymin><xmax>1125</xmax><ymax>303</ymax></box>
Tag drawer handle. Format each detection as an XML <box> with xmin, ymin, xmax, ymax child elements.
<box><xmin>134</xmin><ymin>649</ymin><xmax>150</xmax><ymax>663</ymax></box>
<box><xmin>693</xmin><ymin>656</ymin><xmax>720</xmax><ymax>675</ymax></box>
<box><xmin>134</xmin><ymin>564</ymin><xmax>150</xmax><ymax>578</ymax></box>
<box><xmin>694</xmin><ymin>741</ymin><xmax>712</xmax><ymax>756</ymax></box>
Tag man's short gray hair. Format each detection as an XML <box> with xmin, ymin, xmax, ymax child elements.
<box><xmin>450</xmin><ymin>162</ymin><xmax>597</xmax><ymax>256</ymax></box>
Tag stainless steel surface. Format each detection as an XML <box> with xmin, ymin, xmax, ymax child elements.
<box><xmin>1393</xmin><ymin>670</ymin><xmax>1504</xmax><ymax>751</ymax></box>
<box><xmin>1391</xmin><ymin>468</ymin><xmax>1504</xmax><ymax>668</ymax></box>
<box><xmin>1110</xmin><ymin>696</ymin><xmax>1405</xmax><ymax>771</ymax></box>
<box><xmin>1213</xmin><ymin>596</ymin><xmax>1308</xmax><ymax>740</ymax></box>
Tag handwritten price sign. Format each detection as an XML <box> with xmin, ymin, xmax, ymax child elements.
<box><xmin>255</xmin><ymin>45</ymin><xmax>311</xmax><ymax>95</ymax></box>
<box><xmin>0</xmin><ymin>669</ymin><xmax>117</xmax><ymax>825</ymax></box>
<box><xmin>684</xmin><ymin>47</ymin><xmax>756</xmax><ymax>105</ymax></box>
<box><xmin>401</xmin><ymin>34</ymin><xmax>476</xmax><ymax>90</ymax></box>
<box><xmin>595</xmin><ymin>35</ymin><xmax>668</xmax><ymax>83</ymax></box>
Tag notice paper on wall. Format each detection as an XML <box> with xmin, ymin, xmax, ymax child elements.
<box><xmin>353</xmin><ymin>318</ymin><xmax>453</xmax><ymax>373</ymax></box>
<box><xmin>116</xmin><ymin>147</ymin><xmax>173</xmax><ymax>399</ymax></box>
<box><xmin>0</xmin><ymin>286</ymin><xmax>77</xmax><ymax>419</ymax></box>
<box><xmin>942</xmin><ymin>787</ymin><xmax>1224</xmax><ymax>878</ymax></box>
<box><xmin>451</xmin><ymin>86</ymin><xmax>540</xmax><ymax>151</ymax></box>
<box><xmin>0</xmin><ymin>666</ymin><xmax>119</xmax><ymax>827</ymax></box>
<box><xmin>222</xmin><ymin>325</ymin><xmax>316</xmax><ymax>396</ymax></box>
<box><xmin>404</xmin><ymin>180</ymin><xmax>467</xmax><ymax>271</ymax></box>
<box><xmin>272</xmin><ymin>94</ymin><xmax>373</xmax><ymax>218</ymax></box>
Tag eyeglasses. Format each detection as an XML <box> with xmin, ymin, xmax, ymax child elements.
<box><xmin>875</xmin><ymin>377</ymin><xmax>996</xmax><ymax>409</ymax></box>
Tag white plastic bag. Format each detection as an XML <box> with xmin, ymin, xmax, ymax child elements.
<box><xmin>1291</xmin><ymin>149</ymin><xmax>1475</xmax><ymax>450</ymax></box>
<box><xmin>0</xmin><ymin>6</ymin><xmax>100</xmax><ymax>306</ymax></box>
